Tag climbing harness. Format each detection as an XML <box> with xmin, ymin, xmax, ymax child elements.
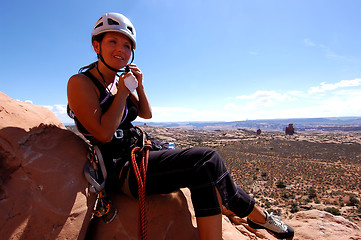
<box><xmin>83</xmin><ymin>126</ymin><xmax>151</xmax><ymax>238</ymax></box>
<box><xmin>84</xmin><ymin>145</ymin><xmax>117</xmax><ymax>223</ymax></box>
<box><xmin>130</xmin><ymin>126</ymin><xmax>152</xmax><ymax>240</ymax></box>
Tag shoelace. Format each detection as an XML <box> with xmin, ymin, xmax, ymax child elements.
<box><xmin>267</xmin><ymin>212</ymin><xmax>288</xmax><ymax>232</ymax></box>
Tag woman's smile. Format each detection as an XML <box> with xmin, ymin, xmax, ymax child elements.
<box><xmin>114</xmin><ymin>55</ymin><xmax>124</xmax><ymax>60</ymax></box>
<box><xmin>114</xmin><ymin>55</ymin><xmax>126</xmax><ymax>63</ymax></box>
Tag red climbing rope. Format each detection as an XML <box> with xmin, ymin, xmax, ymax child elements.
<box><xmin>130</xmin><ymin>127</ymin><xmax>152</xmax><ymax>240</ymax></box>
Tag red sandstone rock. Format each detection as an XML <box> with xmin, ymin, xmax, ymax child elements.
<box><xmin>0</xmin><ymin>92</ymin><xmax>94</xmax><ymax>239</ymax></box>
<box><xmin>288</xmin><ymin>209</ymin><xmax>361</xmax><ymax>240</ymax></box>
<box><xmin>88</xmin><ymin>189</ymin><xmax>199</xmax><ymax>240</ymax></box>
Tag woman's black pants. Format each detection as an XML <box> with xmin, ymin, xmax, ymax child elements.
<box><xmin>126</xmin><ymin>147</ymin><xmax>255</xmax><ymax>218</ymax></box>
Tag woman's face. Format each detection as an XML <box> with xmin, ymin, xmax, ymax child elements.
<box><xmin>94</xmin><ymin>32</ymin><xmax>132</xmax><ymax>69</ymax></box>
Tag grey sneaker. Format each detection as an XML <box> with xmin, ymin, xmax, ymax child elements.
<box><xmin>247</xmin><ymin>211</ymin><xmax>294</xmax><ymax>239</ymax></box>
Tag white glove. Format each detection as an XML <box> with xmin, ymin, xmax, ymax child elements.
<box><xmin>124</xmin><ymin>73</ymin><xmax>138</xmax><ymax>92</ymax></box>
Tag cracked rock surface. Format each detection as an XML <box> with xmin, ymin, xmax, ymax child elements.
<box><xmin>0</xmin><ymin>92</ymin><xmax>93</xmax><ymax>240</ymax></box>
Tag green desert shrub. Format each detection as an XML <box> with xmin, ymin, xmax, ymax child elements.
<box><xmin>308</xmin><ymin>187</ymin><xmax>317</xmax><ymax>199</ymax></box>
<box><xmin>276</xmin><ymin>180</ymin><xmax>286</xmax><ymax>188</ymax></box>
<box><xmin>347</xmin><ymin>194</ymin><xmax>360</xmax><ymax>206</ymax></box>
<box><xmin>290</xmin><ymin>202</ymin><xmax>299</xmax><ymax>213</ymax></box>
<box><xmin>325</xmin><ymin>207</ymin><xmax>341</xmax><ymax>216</ymax></box>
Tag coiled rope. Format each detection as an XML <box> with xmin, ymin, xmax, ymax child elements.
<box><xmin>130</xmin><ymin>127</ymin><xmax>152</xmax><ymax>240</ymax></box>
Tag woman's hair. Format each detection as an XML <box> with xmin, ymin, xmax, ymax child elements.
<box><xmin>78</xmin><ymin>33</ymin><xmax>106</xmax><ymax>73</ymax></box>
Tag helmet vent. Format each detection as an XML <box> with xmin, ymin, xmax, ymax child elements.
<box><xmin>94</xmin><ymin>22</ymin><xmax>103</xmax><ymax>29</ymax></box>
<box><xmin>108</xmin><ymin>18</ymin><xmax>120</xmax><ymax>25</ymax></box>
<box><xmin>127</xmin><ymin>26</ymin><xmax>133</xmax><ymax>34</ymax></box>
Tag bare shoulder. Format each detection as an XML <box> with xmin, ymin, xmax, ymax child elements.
<box><xmin>68</xmin><ymin>73</ymin><xmax>89</xmax><ymax>87</ymax></box>
<box><xmin>67</xmin><ymin>72</ymin><xmax>100</xmax><ymax>109</ymax></box>
<box><xmin>68</xmin><ymin>73</ymin><xmax>98</xmax><ymax>94</ymax></box>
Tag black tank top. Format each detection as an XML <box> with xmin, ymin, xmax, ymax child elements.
<box><xmin>73</xmin><ymin>70</ymin><xmax>138</xmax><ymax>141</ymax></box>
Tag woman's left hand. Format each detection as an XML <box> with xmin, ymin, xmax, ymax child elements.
<box><xmin>126</xmin><ymin>63</ymin><xmax>152</xmax><ymax>119</ymax></box>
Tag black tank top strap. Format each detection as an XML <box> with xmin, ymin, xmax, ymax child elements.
<box><xmin>82</xmin><ymin>70</ymin><xmax>109</xmax><ymax>101</ymax></box>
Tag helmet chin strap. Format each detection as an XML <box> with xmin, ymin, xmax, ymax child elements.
<box><xmin>97</xmin><ymin>48</ymin><xmax>134</xmax><ymax>73</ymax></box>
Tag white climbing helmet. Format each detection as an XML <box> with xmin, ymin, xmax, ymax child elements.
<box><xmin>91</xmin><ymin>13</ymin><xmax>136</xmax><ymax>49</ymax></box>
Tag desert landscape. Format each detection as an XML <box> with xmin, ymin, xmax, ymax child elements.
<box><xmin>133</xmin><ymin>125</ymin><xmax>361</xmax><ymax>227</ymax></box>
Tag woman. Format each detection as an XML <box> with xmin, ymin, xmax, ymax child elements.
<box><xmin>67</xmin><ymin>12</ymin><xmax>294</xmax><ymax>240</ymax></box>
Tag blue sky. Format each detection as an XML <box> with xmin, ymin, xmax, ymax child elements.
<box><xmin>1</xmin><ymin>0</ymin><xmax>361</xmax><ymax>124</ymax></box>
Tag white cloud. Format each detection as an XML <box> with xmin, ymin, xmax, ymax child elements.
<box><xmin>304</xmin><ymin>38</ymin><xmax>316</xmax><ymax>47</ymax></box>
<box><xmin>143</xmin><ymin>107</ymin><xmax>226</xmax><ymax>122</ymax></box>
<box><xmin>43</xmin><ymin>104</ymin><xmax>73</xmax><ymax>124</ymax></box>
<box><xmin>248</xmin><ymin>51</ymin><xmax>258</xmax><ymax>55</ymax></box>
<box><xmin>319</xmin><ymin>44</ymin><xmax>345</xmax><ymax>60</ymax></box>
<box><xmin>224</xmin><ymin>103</ymin><xmax>240</xmax><ymax>111</ymax></box>
<box><xmin>42</xmin><ymin>77</ymin><xmax>361</xmax><ymax>124</ymax></box>
<box><xmin>309</xmin><ymin>78</ymin><xmax>361</xmax><ymax>93</ymax></box>
<box><xmin>315</xmin><ymin>89</ymin><xmax>361</xmax><ymax>116</ymax></box>
<box><xmin>287</xmin><ymin>90</ymin><xmax>304</xmax><ymax>97</ymax></box>
<box><xmin>218</xmin><ymin>79</ymin><xmax>361</xmax><ymax>120</ymax></box>
<box><xmin>235</xmin><ymin>90</ymin><xmax>296</xmax><ymax>107</ymax></box>
<box><xmin>44</xmin><ymin>104</ymin><xmax>67</xmax><ymax>114</ymax></box>
<box><xmin>304</xmin><ymin>38</ymin><xmax>349</xmax><ymax>60</ymax></box>
<box><xmin>221</xmin><ymin>89</ymin><xmax>361</xmax><ymax>120</ymax></box>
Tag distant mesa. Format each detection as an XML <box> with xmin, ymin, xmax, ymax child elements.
<box><xmin>132</xmin><ymin>117</ymin><xmax>361</xmax><ymax>132</ymax></box>
<box><xmin>285</xmin><ymin>123</ymin><xmax>295</xmax><ymax>135</ymax></box>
